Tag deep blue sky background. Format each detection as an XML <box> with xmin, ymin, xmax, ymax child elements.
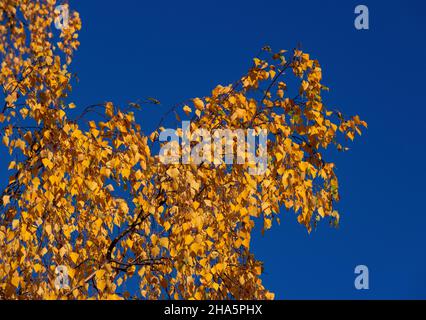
<box><xmin>4</xmin><ymin>0</ymin><xmax>425</xmax><ymax>299</ymax></box>
<box><xmin>71</xmin><ymin>0</ymin><xmax>426</xmax><ymax>299</ymax></box>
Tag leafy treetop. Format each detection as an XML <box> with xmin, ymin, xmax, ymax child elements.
<box><xmin>0</xmin><ymin>1</ymin><xmax>366</xmax><ymax>299</ymax></box>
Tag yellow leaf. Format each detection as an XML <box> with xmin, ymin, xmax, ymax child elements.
<box><xmin>164</xmin><ymin>221</ymin><xmax>171</xmax><ymax>231</ymax></box>
<box><xmin>242</xmin><ymin>237</ymin><xmax>250</xmax><ymax>248</ymax></box>
<box><xmin>184</xmin><ymin>235</ymin><xmax>194</xmax><ymax>245</ymax></box>
<box><xmin>58</xmin><ymin>109</ymin><xmax>66</xmax><ymax>119</ymax></box>
<box><xmin>119</xmin><ymin>201</ymin><xmax>129</xmax><ymax>214</ymax></box>
<box><xmin>159</xmin><ymin>237</ymin><xmax>169</xmax><ymax>248</ymax></box>
<box><xmin>93</xmin><ymin>218</ymin><xmax>103</xmax><ymax>235</ymax></box>
<box><xmin>105</xmin><ymin>102</ymin><xmax>114</xmax><ymax>117</ymax></box>
<box><xmin>264</xmin><ymin>218</ymin><xmax>272</xmax><ymax>230</ymax></box>
<box><xmin>206</xmin><ymin>227</ymin><xmax>214</xmax><ymax>238</ymax></box>
<box><xmin>49</xmin><ymin>175</ymin><xmax>58</xmax><ymax>185</ymax></box>
<box><xmin>253</xmin><ymin>57</ymin><xmax>261</xmax><ymax>66</ymax></box>
<box><xmin>2</xmin><ymin>136</ymin><xmax>9</xmax><ymax>146</ymax></box>
<box><xmin>183</xmin><ymin>105</ymin><xmax>192</xmax><ymax>115</ymax></box>
<box><xmin>190</xmin><ymin>242</ymin><xmax>202</xmax><ymax>253</ymax></box>
<box><xmin>34</xmin><ymin>264</ymin><xmax>43</xmax><ymax>273</ymax></box>
<box><xmin>265</xmin><ymin>292</ymin><xmax>275</xmax><ymax>300</ymax></box>
<box><xmin>69</xmin><ymin>252</ymin><xmax>79</xmax><ymax>264</ymax></box>
<box><xmin>2</xmin><ymin>195</ymin><xmax>10</xmax><ymax>206</ymax></box>
<box><xmin>166</xmin><ymin>167</ymin><xmax>179</xmax><ymax>179</ymax></box>
<box><xmin>11</xmin><ymin>274</ymin><xmax>20</xmax><ymax>288</ymax></box>
<box><xmin>86</xmin><ymin>180</ymin><xmax>98</xmax><ymax>191</ymax></box>
<box><xmin>193</xmin><ymin>98</ymin><xmax>204</xmax><ymax>110</ymax></box>
<box><xmin>97</xmin><ymin>279</ymin><xmax>106</xmax><ymax>292</ymax></box>
<box><xmin>45</xmin><ymin>224</ymin><xmax>52</xmax><ymax>235</ymax></box>
<box><xmin>151</xmin><ymin>234</ymin><xmax>158</xmax><ymax>245</ymax></box>
<box><xmin>215</xmin><ymin>262</ymin><xmax>225</xmax><ymax>272</ymax></box>
<box><xmin>95</xmin><ymin>269</ymin><xmax>106</xmax><ymax>279</ymax></box>
<box><xmin>32</xmin><ymin>177</ymin><xmax>41</xmax><ymax>188</ymax></box>
<box><xmin>299</xmin><ymin>162</ymin><xmax>309</xmax><ymax>172</ymax></box>
<box><xmin>151</xmin><ymin>245</ymin><xmax>160</xmax><ymax>256</ymax></box>
<box><xmin>122</xmin><ymin>168</ymin><xmax>130</xmax><ymax>179</ymax></box>
<box><xmin>8</xmin><ymin>161</ymin><xmax>16</xmax><ymax>170</ymax></box>
<box><xmin>255</xmin><ymin>265</ymin><xmax>262</xmax><ymax>275</ymax></box>
<box><xmin>205</xmin><ymin>273</ymin><xmax>213</xmax><ymax>282</ymax></box>
<box><xmin>193</xmin><ymin>201</ymin><xmax>200</xmax><ymax>210</ymax></box>
<box><xmin>42</xmin><ymin>158</ymin><xmax>54</xmax><ymax>170</ymax></box>
<box><xmin>12</xmin><ymin>219</ymin><xmax>19</xmax><ymax>229</ymax></box>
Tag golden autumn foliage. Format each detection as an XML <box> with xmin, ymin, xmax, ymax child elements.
<box><xmin>0</xmin><ymin>1</ymin><xmax>366</xmax><ymax>299</ymax></box>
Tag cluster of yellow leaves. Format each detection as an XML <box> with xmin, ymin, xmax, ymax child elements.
<box><xmin>0</xmin><ymin>2</ymin><xmax>366</xmax><ymax>300</ymax></box>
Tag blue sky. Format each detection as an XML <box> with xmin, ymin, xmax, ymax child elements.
<box><xmin>3</xmin><ymin>0</ymin><xmax>425</xmax><ymax>299</ymax></box>
<box><xmin>67</xmin><ymin>0</ymin><xmax>426</xmax><ymax>299</ymax></box>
